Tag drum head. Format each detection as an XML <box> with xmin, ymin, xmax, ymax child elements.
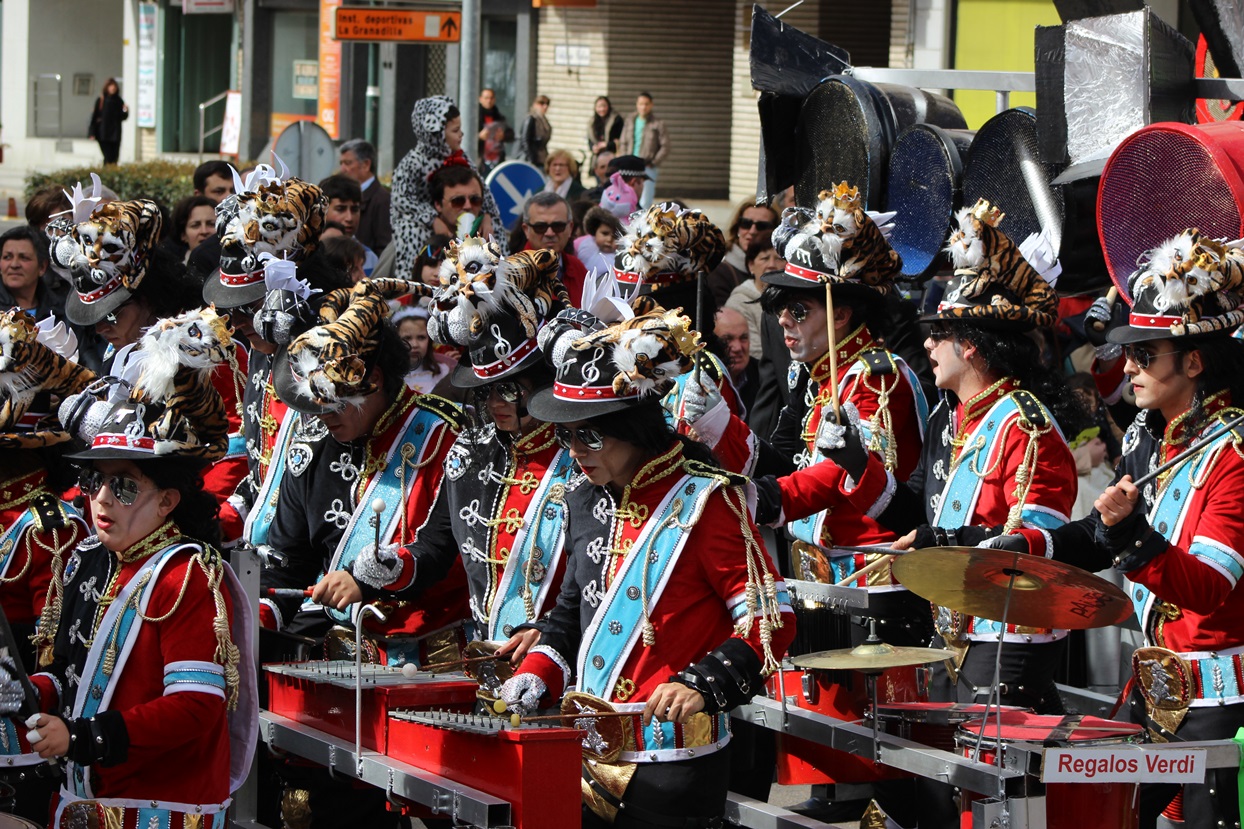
<box><xmin>958</xmin><ymin>711</ymin><xmax>1143</xmax><ymax>746</ymax></box>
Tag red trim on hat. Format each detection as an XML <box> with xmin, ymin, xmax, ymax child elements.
<box><xmin>220</xmin><ymin>269</ymin><xmax>265</xmax><ymax>287</ymax></box>
<box><xmin>91</xmin><ymin>433</ymin><xmax>156</xmax><ymax>452</ymax></box>
<box><xmin>473</xmin><ymin>337</ymin><xmax>539</xmax><ymax>379</ymax></box>
<box><xmin>613</xmin><ymin>267</ymin><xmax>683</xmax><ymax>286</ymax></box>
<box><xmin>553</xmin><ymin>381</ymin><xmax>630</xmax><ymax>401</ymax></box>
<box><xmin>78</xmin><ymin>275</ymin><xmax>124</xmax><ymax>304</ymax></box>
<box><xmin>1129</xmin><ymin>312</ymin><xmax>1183</xmax><ymax>329</ymax></box>
<box><xmin>784</xmin><ymin>263</ymin><xmax>829</xmax><ymax>284</ymax></box>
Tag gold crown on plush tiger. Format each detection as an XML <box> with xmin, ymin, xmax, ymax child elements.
<box><xmin>969</xmin><ymin>198</ymin><xmax>1005</xmax><ymax>228</ymax></box>
<box><xmin>829</xmin><ymin>182</ymin><xmax>861</xmax><ymax>212</ymax></box>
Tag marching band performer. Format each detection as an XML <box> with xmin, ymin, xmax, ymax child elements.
<box><xmin>997</xmin><ymin>229</ymin><xmax>1244</xmax><ymax>829</ymax></box>
<box><xmin>313</xmin><ymin>242</ymin><xmax>575</xmax><ymax>662</ymax></box>
<box><xmin>498</xmin><ymin>307</ymin><xmax>795</xmax><ymax>829</ymax></box>
<box><xmin>25</xmin><ymin>307</ymin><xmax>257</xmax><ymax>827</ymax></box>
<box><xmin>0</xmin><ymin>312</ymin><xmax>92</xmax><ymax>820</ymax></box>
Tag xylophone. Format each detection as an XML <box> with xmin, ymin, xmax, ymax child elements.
<box><xmin>387</xmin><ymin>708</ymin><xmax>583</xmax><ymax>829</ymax></box>
<box><xmin>264</xmin><ymin>660</ymin><xmax>479</xmax><ymax>753</ymax></box>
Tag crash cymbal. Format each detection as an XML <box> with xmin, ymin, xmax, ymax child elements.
<box><xmin>793</xmin><ymin>640</ymin><xmax>958</xmax><ymax>672</ymax></box>
<box><xmin>891</xmin><ymin>546</ymin><xmax>1131</xmax><ymax>630</ymax></box>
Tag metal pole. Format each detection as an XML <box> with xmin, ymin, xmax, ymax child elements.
<box><xmin>458</xmin><ymin>0</ymin><xmax>481</xmax><ymax>152</ymax></box>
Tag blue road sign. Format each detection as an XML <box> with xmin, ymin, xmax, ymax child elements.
<box><xmin>486</xmin><ymin>161</ymin><xmax>547</xmax><ymax>228</ymax></box>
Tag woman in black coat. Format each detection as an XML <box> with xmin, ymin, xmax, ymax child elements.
<box><xmin>89</xmin><ymin>78</ymin><xmax>128</xmax><ymax>165</ymax></box>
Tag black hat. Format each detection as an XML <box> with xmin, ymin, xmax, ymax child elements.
<box><xmin>1108</xmin><ymin>228</ymin><xmax>1244</xmax><ymax>344</ymax></box>
<box><xmin>58</xmin><ymin>195</ymin><xmax>164</xmax><ymax>326</ymax></box>
<box><xmin>608</xmin><ymin>155</ymin><xmax>653</xmax><ymax>180</ymax></box>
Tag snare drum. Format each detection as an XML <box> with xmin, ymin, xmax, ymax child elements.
<box><xmin>770</xmin><ymin>666</ymin><xmax>927</xmax><ymax>785</ymax></box>
<box><xmin>955</xmin><ymin>711</ymin><xmax>1143</xmax><ymax>829</ymax></box>
<box><xmin>874</xmin><ymin>702</ymin><xmax>1030</xmax><ymax>752</ymax></box>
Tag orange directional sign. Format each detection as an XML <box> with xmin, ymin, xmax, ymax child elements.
<box><xmin>334</xmin><ymin>8</ymin><xmax>462</xmax><ymax>43</ymax></box>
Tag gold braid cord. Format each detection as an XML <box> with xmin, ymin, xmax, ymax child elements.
<box><xmin>32</xmin><ymin>526</ymin><xmax>75</xmax><ymax>667</ymax></box>
<box><xmin>1004</xmin><ymin>414</ymin><xmax>1052</xmax><ymax>533</ymax></box>
<box><xmin>720</xmin><ymin>485</ymin><xmax>784</xmax><ymax>675</ymax></box>
<box><xmin>859</xmin><ymin>364</ymin><xmax>900</xmax><ymax>473</ymax></box>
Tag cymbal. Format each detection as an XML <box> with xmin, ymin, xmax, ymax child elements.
<box><xmin>891</xmin><ymin>546</ymin><xmax>1132</xmax><ymax>630</ymax></box>
<box><xmin>793</xmin><ymin>640</ymin><xmax>958</xmax><ymax>672</ymax></box>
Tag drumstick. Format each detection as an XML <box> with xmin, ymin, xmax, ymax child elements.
<box><xmin>422</xmin><ymin>654</ymin><xmax>505</xmax><ymax>671</ymax></box>
<box><xmin>264</xmin><ymin>588</ymin><xmax>313</xmax><ymax>599</ymax></box>
<box><xmin>1131</xmin><ymin>412</ymin><xmax>1244</xmax><ymax>489</ymax></box>
<box><xmin>834</xmin><ymin>553</ymin><xmax>896</xmax><ymax>586</ymax></box>
<box><xmin>824</xmin><ymin>281</ymin><xmax>841</xmax><ymax>419</ymax></box>
<box><xmin>1089</xmin><ymin>286</ymin><xmax>1119</xmax><ymax>332</ymax></box>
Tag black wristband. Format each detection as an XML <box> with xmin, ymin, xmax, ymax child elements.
<box><xmin>66</xmin><ymin>709</ymin><xmax>129</xmax><ymax>767</ymax></box>
<box><xmin>677</xmin><ymin>666</ymin><xmax>726</xmax><ymax>713</ymax></box>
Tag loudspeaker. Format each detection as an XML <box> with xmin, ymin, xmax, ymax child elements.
<box><xmin>884</xmin><ymin>124</ymin><xmax>974</xmax><ymax>282</ymax></box>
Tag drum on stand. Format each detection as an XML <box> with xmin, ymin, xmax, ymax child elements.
<box><xmin>873</xmin><ymin>702</ymin><xmax>1031</xmax><ymax>752</ymax></box>
<box><xmin>955</xmin><ymin>711</ymin><xmax>1143</xmax><ymax>829</ymax></box>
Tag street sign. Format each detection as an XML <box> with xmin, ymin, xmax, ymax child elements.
<box><xmin>334</xmin><ymin>8</ymin><xmax>462</xmax><ymax>43</ymax></box>
<box><xmin>486</xmin><ymin>161</ymin><xmax>547</xmax><ymax>228</ymax></box>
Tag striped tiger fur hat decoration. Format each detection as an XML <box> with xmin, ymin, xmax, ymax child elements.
<box><xmin>613</xmin><ymin>203</ymin><xmax>727</xmax><ymax>297</ymax></box>
<box><xmin>929</xmin><ymin>198</ymin><xmax>1060</xmax><ymax>331</ymax></box>
<box><xmin>429</xmin><ymin>243</ymin><xmax>570</xmax><ymax>387</ymax></box>
<box><xmin>273</xmin><ymin>278</ymin><xmax>426</xmax><ymax>413</ymax></box>
<box><xmin>0</xmin><ymin>312</ymin><xmax>96</xmax><ymax>449</ymax></box>
<box><xmin>60</xmin><ymin>196</ymin><xmax>164</xmax><ymax>327</ymax></box>
<box><xmin>60</xmin><ymin>307</ymin><xmax>235</xmax><ymax>461</ymax></box>
<box><xmin>1110</xmin><ymin>228</ymin><xmax>1244</xmax><ymax>343</ymax></box>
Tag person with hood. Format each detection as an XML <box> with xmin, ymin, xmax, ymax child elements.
<box><xmin>391</xmin><ymin>96</ymin><xmax>505</xmax><ymax>282</ymax></box>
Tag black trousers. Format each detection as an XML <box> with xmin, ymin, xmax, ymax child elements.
<box><xmin>98</xmin><ymin>140</ymin><xmax>120</xmax><ymax>165</ymax></box>
<box><xmin>582</xmin><ymin>746</ymin><xmax>731</xmax><ymax>829</ymax></box>
<box><xmin>1125</xmin><ymin>687</ymin><xmax>1244</xmax><ymax>829</ymax></box>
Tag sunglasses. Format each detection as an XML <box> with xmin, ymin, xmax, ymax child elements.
<box><xmin>448</xmin><ymin>194</ymin><xmax>484</xmax><ymax>209</ymax></box>
<box><xmin>526</xmin><ymin>221</ymin><xmax>569</xmax><ymax>235</ymax></box>
<box><xmin>738</xmin><ymin>218</ymin><xmax>775</xmax><ymax>232</ymax></box>
<box><xmin>927</xmin><ymin>323</ymin><xmax>956</xmax><ymax>342</ymax></box>
<box><xmin>486</xmin><ymin>381</ymin><xmax>524</xmax><ymax>403</ymax></box>
<box><xmin>1123</xmin><ymin>344</ymin><xmax>1187</xmax><ymax>370</ymax></box>
<box><xmin>555</xmin><ymin>425</ymin><xmax>605</xmax><ymax>452</ymax></box>
<box><xmin>79</xmin><ymin>470</ymin><xmax>151</xmax><ymax>507</ymax></box>
<box><xmin>775</xmin><ymin>301</ymin><xmax>810</xmax><ymax>324</ymax></box>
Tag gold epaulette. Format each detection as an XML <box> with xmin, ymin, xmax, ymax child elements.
<box><xmin>1008</xmin><ymin>389</ymin><xmax>1050</xmax><ymax>430</ymax></box>
<box><xmin>858</xmin><ymin>348</ymin><xmax>897</xmax><ymax>377</ymax></box>
<box><xmin>30</xmin><ymin>491</ymin><xmax>68</xmax><ymax>534</ymax></box>
<box><xmin>681</xmin><ymin>458</ymin><xmax>749</xmax><ymax>487</ymax></box>
<box><xmin>416</xmin><ymin>393</ymin><xmax>467</xmax><ymax>430</ymax></box>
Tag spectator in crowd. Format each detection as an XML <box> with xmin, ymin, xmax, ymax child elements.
<box><xmin>518</xmin><ymin>95</ymin><xmax>552</xmax><ymax>167</ymax></box>
<box><xmin>193</xmin><ymin>160</ymin><xmax>235</xmax><ymax>204</ymax></box>
<box><xmin>319</xmin><ymin>220</ymin><xmax>348</xmax><ymax>240</ymax></box>
<box><xmin>394</xmin><ymin>306</ymin><xmax>450</xmax><ymax>393</ymax></box>
<box><xmin>715</xmin><ymin>306</ymin><xmax>758</xmax><ymax>417</ymax></box>
<box><xmin>319</xmin><ymin>174</ymin><xmax>378</xmax><ymax>276</ymax></box>
<box><xmin>542</xmin><ymin>149</ymin><xmax>585</xmax><ymax>201</ymax></box>
<box><xmin>587</xmin><ymin>95</ymin><xmax>623</xmax><ymax>163</ymax></box>
<box><xmin>88</xmin><ymin>78</ymin><xmax>128</xmax><ymax>165</ymax></box>
<box><xmin>708</xmin><ymin>199</ymin><xmax>779</xmax><ymax>307</ymax></box>
<box><xmin>414</xmin><ymin>233</ymin><xmax>451</xmax><ymax>293</ymax></box>
<box><xmin>574</xmin><ymin>205</ymin><xmax>623</xmax><ymax>277</ymax></box>
<box><xmin>726</xmin><ymin>237</ymin><xmax>782</xmax><ymax>360</ymax></box>
<box><xmin>24</xmin><ymin>186</ymin><xmax>71</xmax><ymax>232</ymax></box>
<box><xmin>0</xmin><ymin>226</ymin><xmax>63</xmax><ymax>320</ymax></box>
<box><xmin>520</xmin><ymin>192</ymin><xmax>586</xmax><ymax>306</ymax></box>
<box><xmin>581</xmin><ymin>150</ymin><xmax>616</xmax><ymax>204</ymax></box>
<box><xmin>339</xmin><ymin>138</ymin><xmax>392</xmax><ymax>252</ymax></box>
<box><xmin>162</xmin><ymin>195</ymin><xmax>217</xmax><ymax>264</ymax></box>
<box><xmin>391</xmin><ymin>95</ymin><xmax>505</xmax><ymax>281</ymax></box>
<box><xmin>476</xmin><ymin>87</ymin><xmax>514</xmax><ymax>176</ymax></box>
<box><xmin>618</xmin><ymin>92</ymin><xmax>669</xmax><ymax>208</ymax></box>
<box><xmin>320</xmin><ymin>235</ymin><xmax>367</xmax><ymax>284</ymax></box>
<box><xmin>430</xmin><ymin>165</ymin><xmax>494</xmax><ymax>241</ymax></box>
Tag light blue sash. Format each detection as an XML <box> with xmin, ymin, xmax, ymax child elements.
<box><xmin>489</xmin><ymin>448</ymin><xmax>577</xmax><ymax>639</ymax></box>
<box><xmin>243</xmin><ymin>411</ymin><xmax>300</xmax><ymax>548</ymax></box>
<box><xmin>0</xmin><ymin>510</ymin><xmax>39</xmax><ymax>580</ymax></box>
<box><xmin>325</xmin><ymin>405</ymin><xmax>444</xmax><ymax>624</ymax></box>
<box><xmin>933</xmin><ymin>395</ymin><xmax>1022</xmax><ymax>529</ymax></box>
<box><xmin>577</xmin><ymin>474</ymin><xmax>718</xmax><ymax>698</ymax></box>
<box><xmin>1129</xmin><ymin>437</ymin><xmax>1227</xmax><ymax>634</ymax></box>
<box><xmin>69</xmin><ymin>542</ymin><xmax>197</xmax><ymax>798</ymax></box>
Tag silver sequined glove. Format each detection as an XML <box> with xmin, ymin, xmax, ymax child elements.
<box><xmin>0</xmin><ymin>653</ymin><xmax>25</xmax><ymax>716</ymax></box>
<box><xmin>352</xmin><ymin>541</ymin><xmax>405</xmax><ymax>590</ymax></box>
<box><xmin>814</xmin><ymin>402</ymin><xmax>868</xmax><ymax>481</ymax></box>
<box><xmin>498</xmin><ymin>673</ymin><xmax>547</xmax><ymax>717</ymax></box>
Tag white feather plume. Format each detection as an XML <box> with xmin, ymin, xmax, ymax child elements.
<box><xmin>1018</xmin><ymin>227</ymin><xmax>1062</xmax><ymax>287</ymax></box>
<box><xmin>260</xmin><ymin>252</ymin><xmax>318</xmax><ymax>299</ymax></box>
<box><xmin>34</xmin><ymin>317</ymin><xmax>79</xmax><ymax>364</ymax></box>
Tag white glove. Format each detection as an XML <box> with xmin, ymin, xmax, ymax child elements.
<box><xmin>814</xmin><ymin>401</ymin><xmax>862</xmax><ymax>452</ymax></box>
<box><xmin>666</xmin><ymin>375</ymin><xmax>729</xmax><ymax>447</ymax></box>
<box><xmin>498</xmin><ymin>673</ymin><xmax>547</xmax><ymax>717</ymax></box>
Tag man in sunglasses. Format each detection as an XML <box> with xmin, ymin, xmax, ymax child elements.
<box><xmin>430</xmin><ymin>164</ymin><xmax>494</xmax><ymax>242</ymax></box>
<box><xmin>995</xmin><ymin>229</ymin><xmax>1244</xmax><ymax>829</ymax></box>
<box><xmin>521</xmin><ymin>191</ymin><xmax>586</xmax><ymax>306</ymax></box>
<box><xmin>313</xmin><ymin>248</ymin><xmax>573</xmax><ymax>677</ymax></box>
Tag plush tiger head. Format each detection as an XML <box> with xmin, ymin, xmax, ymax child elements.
<box><xmin>614</xmin><ymin>203</ymin><xmax>726</xmax><ymax>295</ymax></box>
<box><xmin>281</xmin><ymin>281</ymin><xmax>395</xmax><ymax>411</ymax></box>
<box><xmin>66</xmin><ymin>199</ymin><xmax>162</xmax><ymax>298</ymax></box>
<box><xmin>0</xmin><ymin>311</ymin><xmax>96</xmax><ymax>448</ymax></box>
<box><xmin>431</xmin><ymin>236</ymin><xmax>506</xmax><ymax>318</ymax></box>
<box><xmin>1124</xmin><ymin>229</ymin><xmax>1244</xmax><ymax>339</ymax></box>
<box><xmin>218</xmin><ymin>177</ymin><xmax>326</xmax><ymax>279</ymax></box>
<box><xmin>135</xmin><ymin>307</ymin><xmax>236</xmax><ymax>402</ymax></box>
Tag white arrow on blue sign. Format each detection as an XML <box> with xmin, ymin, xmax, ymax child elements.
<box><xmin>486</xmin><ymin>161</ymin><xmax>548</xmax><ymax>227</ymax></box>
